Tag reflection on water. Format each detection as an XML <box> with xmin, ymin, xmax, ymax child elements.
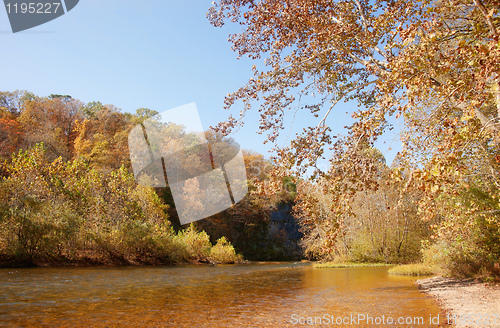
<box><xmin>0</xmin><ymin>263</ymin><xmax>446</xmax><ymax>327</ymax></box>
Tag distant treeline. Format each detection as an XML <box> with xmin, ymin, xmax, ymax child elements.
<box><xmin>0</xmin><ymin>91</ymin><xmax>296</xmax><ymax>266</ymax></box>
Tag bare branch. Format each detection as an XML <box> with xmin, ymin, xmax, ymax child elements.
<box><xmin>317</xmin><ymin>80</ymin><xmax>377</xmax><ymax>128</ymax></box>
<box><xmin>353</xmin><ymin>0</ymin><xmax>369</xmax><ymax>33</ymax></box>
<box><xmin>473</xmin><ymin>0</ymin><xmax>499</xmax><ymax>37</ymax></box>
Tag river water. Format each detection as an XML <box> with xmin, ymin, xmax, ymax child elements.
<box><xmin>0</xmin><ymin>263</ymin><xmax>447</xmax><ymax>327</ymax></box>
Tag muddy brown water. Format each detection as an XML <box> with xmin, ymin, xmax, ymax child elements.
<box><xmin>0</xmin><ymin>263</ymin><xmax>447</xmax><ymax>327</ymax></box>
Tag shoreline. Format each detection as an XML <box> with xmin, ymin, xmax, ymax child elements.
<box><xmin>0</xmin><ymin>259</ymin><xmax>287</xmax><ymax>269</ymax></box>
<box><xmin>416</xmin><ymin>276</ymin><xmax>500</xmax><ymax>328</ymax></box>
<box><xmin>0</xmin><ymin>257</ymin><xmax>242</xmax><ymax>268</ymax></box>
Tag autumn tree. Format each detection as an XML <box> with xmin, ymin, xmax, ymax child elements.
<box><xmin>0</xmin><ymin>91</ymin><xmax>27</xmax><ymax>158</ymax></box>
<box><xmin>208</xmin><ymin>0</ymin><xmax>500</xmax><ymax>273</ymax></box>
<box><xmin>18</xmin><ymin>95</ymin><xmax>83</xmax><ymax>161</ymax></box>
<box><xmin>73</xmin><ymin>104</ymin><xmax>133</xmax><ymax>172</ymax></box>
<box><xmin>0</xmin><ymin>118</ymin><xmax>23</xmax><ymax>159</ymax></box>
<box><xmin>0</xmin><ymin>90</ymin><xmax>25</xmax><ymax>116</ymax></box>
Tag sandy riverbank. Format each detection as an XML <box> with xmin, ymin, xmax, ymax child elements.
<box><xmin>416</xmin><ymin>277</ymin><xmax>500</xmax><ymax>328</ymax></box>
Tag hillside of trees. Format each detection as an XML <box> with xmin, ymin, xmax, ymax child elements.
<box><xmin>0</xmin><ymin>91</ymin><xmax>297</xmax><ymax>266</ymax></box>
<box><xmin>0</xmin><ymin>90</ymin><xmax>437</xmax><ymax>268</ymax></box>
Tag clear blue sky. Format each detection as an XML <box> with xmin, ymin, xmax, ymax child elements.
<box><xmin>0</xmin><ymin>0</ymin><xmax>401</xmax><ymax>166</ymax></box>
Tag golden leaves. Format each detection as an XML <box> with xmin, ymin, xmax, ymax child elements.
<box><xmin>208</xmin><ymin>0</ymin><xmax>500</xmax><ymax>262</ymax></box>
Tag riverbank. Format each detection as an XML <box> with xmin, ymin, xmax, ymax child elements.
<box><xmin>416</xmin><ymin>276</ymin><xmax>500</xmax><ymax>328</ymax></box>
<box><xmin>0</xmin><ymin>256</ymin><xmax>225</xmax><ymax>268</ymax></box>
<box><xmin>313</xmin><ymin>261</ymin><xmax>391</xmax><ymax>268</ymax></box>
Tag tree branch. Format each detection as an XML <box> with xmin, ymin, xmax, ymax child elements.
<box><xmin>317</xmin><ymin>80</ymin><xmax>377</xmax><ymax>129</ymax></box>
<box><xmin>473</xmin><ymin>0</ymin><xmax>499</xmax><ymax>37</ymax></box>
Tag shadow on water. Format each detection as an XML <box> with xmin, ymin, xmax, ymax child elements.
<box><xmin>0</xmin><ymin>264</ymin><xmax>447</xmax><ymax>327</ymax></box>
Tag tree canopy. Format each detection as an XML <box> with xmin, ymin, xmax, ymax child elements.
<box><xmin>209</xmin><ymin>0</ymin><xmax>500</xmax><ymax>275</ymax></box>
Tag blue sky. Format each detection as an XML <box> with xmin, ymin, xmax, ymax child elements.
<box><xmin>0</xmin><ymin>0</ymin><xmax>401</xmax><ymax>166</ymax></box>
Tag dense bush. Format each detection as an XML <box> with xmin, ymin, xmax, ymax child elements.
<box><xmin>209</xmin><ymin>236</ymin><xmax>243</xmax><ymax>264</ymax></box>
<box><xmin>0</xmin><ymin>144</ymin><xmax>241</xmax><ymax>266</ymax></box>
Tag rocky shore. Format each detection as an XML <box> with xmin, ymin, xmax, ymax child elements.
<box><xmin>416</xmin><ymin>277</ymin><xmax>500</xmax><ymax>328</ymax></box>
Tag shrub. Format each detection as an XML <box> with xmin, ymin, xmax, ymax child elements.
<box><xmin>209</xmin><ymin>236</ymin><xmax>243</xmax><ymax>264</ymax></box>
<box><xmin>174</xmin><ymin>224</ymin><xmax>212</xmax><ymax>261</ymax></box>
<box><xmin>0</xmin><ymin>144</ymin><xmax>243</xmax><ymax>266</ymax></box>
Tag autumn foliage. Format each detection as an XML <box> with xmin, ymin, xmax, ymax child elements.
<box><xmin>0</xmin><ymin>92</ymin><xmax>247</xmax><ymax>265</ymax></box>
<box><xmin>2</xmin><ymin>0</ymin><xmax>500</xmax><ymax>276</ymax></box>
<box><xmin>210</xmin><ymin>0</ymin><xmax>500</xmax><ymax>277</ymax></box>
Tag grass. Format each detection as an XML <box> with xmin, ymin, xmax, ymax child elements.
<box><xmin>388</xmin><ymin>263</ymin><xmax>437</xmax><ymax>276</ymax></box>
<box><xmin>314</xmin><ymin>262</ymin><xmax>392</xmax><ymax>268</ymax></box>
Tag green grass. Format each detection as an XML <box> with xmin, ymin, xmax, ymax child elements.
<box><xmin>314</xmin><ymin>262</ymin><xmax>392</xmax><ymax>268</ymax></box>
<box><xmin>388</xmin><ymin>263</ymin><xmax>437</xmax><ymax>276</ymax></box>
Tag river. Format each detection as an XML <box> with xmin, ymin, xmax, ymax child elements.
<box><xmin>0</xmin><ymin>263</ymin><xmax>446</xmax><ymax>327</ymax></box>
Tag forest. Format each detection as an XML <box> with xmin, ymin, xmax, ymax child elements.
<box><xmin>0</xmin><ymin>91</ymin><xmax>302</xmax><ymax>266</ymax></box>
<box><xmin>0</xmin><ymin>0</ymin><xmax>499</xmax><ymax>281</ymax></box>
<box><xmin>206</xmin><ymin>0</ymin><xmax>500</xmax><ymax>279</ymax></box>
